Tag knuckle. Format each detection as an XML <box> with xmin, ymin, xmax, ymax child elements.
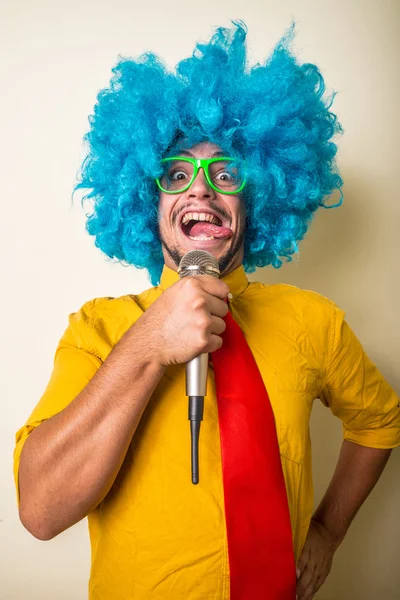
<box><xmin>202</xmin><ymin>331</ymin><xmax>211</xmax><ymax>344</ymax></box>
<box><xmin>192</xmin><ymin>296</ymin><xmax>207</xmax><ymax>311</ymax></box>
<box><xmin>197</xmin><ymin>316</ymin><xmax>211</xmax><ymax>331</ymax></box>
<box><xmin>197</xmin><ymin>332</ymin><xmax>210</xmax><ymax>352</ymax></box>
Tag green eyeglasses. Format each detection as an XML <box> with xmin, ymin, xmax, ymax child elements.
<box><xmin>156</xmin><ymin>156</ymin><xmax>246</xmax><ymax>195</ymax></box>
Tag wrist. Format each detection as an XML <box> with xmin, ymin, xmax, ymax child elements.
<box><xmin>310</xmin><ymin>516</ymin><xmax>344</xmax><ymax>552</ymax></box>
<box><xmin>128</xmin><ymin>329</ymin><xmax>166</xmax><ymax>373</ymax></box>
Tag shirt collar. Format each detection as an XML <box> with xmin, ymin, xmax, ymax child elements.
<box><xmin>158</xmin><ymin>263</ymin><xmax>249</xmax><ymax>300</ymax></box>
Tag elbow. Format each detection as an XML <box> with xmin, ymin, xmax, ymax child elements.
<box><xmin>19</xmin><ymin>502</ymin><xmax>59</xmax><ymax>541</ymax></box>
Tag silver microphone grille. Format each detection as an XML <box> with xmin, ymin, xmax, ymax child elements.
<box><xmin>178</xmin><ymin>250</ymin><xmax>220</xmax><ymax>279</ymax></box>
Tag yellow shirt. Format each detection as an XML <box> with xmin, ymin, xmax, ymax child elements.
<box><xmin>14</xmin><ymin>265</ymin><xmax>400</xmax><ymax>599</ymax></box>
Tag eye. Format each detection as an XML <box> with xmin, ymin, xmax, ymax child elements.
<box><xmin>215</xmin><ymin>170</ymin><xmax>234</xmax><ymax>181</ymax></box>
<box><xmin>170</xmin><ymin>169</ymin><xmax>189</xmax><ymax>181</ymax></box>
<box><xmin>214</xmin><ymin>169</ymin><xmax>238</xmax><ymax>183</ymax></box>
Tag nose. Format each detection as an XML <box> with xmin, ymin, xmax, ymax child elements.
<box><xmin>186</xmin><ymin>168</ymin><xmax>216</xmax><ymax>200</ymax></box>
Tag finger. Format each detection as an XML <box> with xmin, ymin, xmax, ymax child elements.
<box><xmin>312</xmin><ymin>574</ymin><xmax>324</xmax><ymax>596</ymax></box>
<box><xmin>208</xmin><ymin>333</ymin><xmax>223</xmax><ymax>353</ymax></box>
<box><xmin>188</xmin><ymin>290</ymin><xmax>229</xmax><ymax>318</ymax></box>
<box><xmin>190</xmin><ymin>292</ymin><xmax>228</xmax><ymax>319</ymax></box>
<box><xmin>296</xmin><ymin>546</ymin><xmax>309</xmax><ymax>576</ymax></box>
<box><xmin>195</xmin><ymin>275</ymin><xmax>230</xmax><ymax>300</ymax></box>
<box><xmin>301</xmin><ymin>570</ymin><xmax>321</xmax><ymax>600</ymax></box>
<box><xmin>209</xmin><ymin>315</ymin><xmax>227</xmax><ymax>336</ymax></box>
<box><xmin>314</xmin><ymin>569</ymin><xmax>328</xmax><ymax>594</ymax></box>
<box><xmin>206</xmin><ymin>295</ymin><xmax>230</xmax><ymax>318</ymax></box>
<box><xmin>299</xmin><ymin>563</ymin><xmax>320</xmax><ymax>600</ymax></box>
<box><xmin>296</xmin><ymin>561</ymin><xmax>317</xmax><ymax>599</ymax></box>
<box><xmin>300</xmin><ymin>554</ymin><xmax>332</xmax><ymax>599</ymax></box>
<box><xmin>302</xmin><ymin>576</ymin><xmax>318</xmax><ymax>600</ymax></box>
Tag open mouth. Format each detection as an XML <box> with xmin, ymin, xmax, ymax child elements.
<box><xmin>180</xmin><ymin>211</ymin><xmax>233</xmax><ymax>241</ymax></box>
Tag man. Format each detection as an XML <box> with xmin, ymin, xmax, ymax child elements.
<box><xmin>14</xmin><ymin>23</ymin><xmax>399</xmax><ymax>600</ymax></box>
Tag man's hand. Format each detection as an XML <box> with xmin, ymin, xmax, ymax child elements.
<box><xmin>296</xmin><ymin>519</ymin><xmax>337</xmax><ymax>600</ymax></box>
<box><xmin>295</xmin><ymin>443</ymin><xmax>392</xmax><ymax>599</ymax></box>
<box><xmin>139</xmin><ymin>275</ymin><xmax>229</xmax><ymax>367</ymax></box>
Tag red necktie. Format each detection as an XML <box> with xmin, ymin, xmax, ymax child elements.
<box><xmin>211</xmin><ymin>308</ymin><xmax>296</xmax><ymax>599</ymax></box>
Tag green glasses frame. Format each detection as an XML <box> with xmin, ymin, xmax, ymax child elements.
<box><xmin>156</xmin><ymin>156</ymin><xmax>246</xmax><ymax>195</ymax></box>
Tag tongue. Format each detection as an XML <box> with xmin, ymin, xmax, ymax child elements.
<box><xmin>189</xmin><ymin>222</ymin><xmax>233</xmax><ymax>239</ymax></box>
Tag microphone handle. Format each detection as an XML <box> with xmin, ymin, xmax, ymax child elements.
<box><xmin>186</xmin><ymin>353</ymin><xmax>208</xmax><ymax>396</ymax></box>
<box><xmin>186</xmin><ymin>353</ymin><xmax>208</xmax><ymax>485</ymax></box>
<box><xmin>189</xmin><ymin>396</ymin><xmax>204</xmax><ymax>485</ymax></box>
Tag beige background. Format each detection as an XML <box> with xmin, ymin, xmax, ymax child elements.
<box><xmin>1</xmin><ymin>0</ymin><xmax>399</xmax><ymax>598</ymax></box>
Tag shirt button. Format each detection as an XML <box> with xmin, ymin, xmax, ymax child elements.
<box><xmin>228</xmin><ymin>293</ymin><xmax>233</xmax><ymax>300</ymax></box>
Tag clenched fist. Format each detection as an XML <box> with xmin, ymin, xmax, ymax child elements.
<box><xmin>136</xmin><ymin>275</ymin><xmax>230</xmax><ymax>367</ymax></box>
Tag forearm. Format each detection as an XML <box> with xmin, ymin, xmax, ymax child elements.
<box><xmin>312</xmin><ymin>439</ymin><xmax>392</xmax><ymax>547</ymax></box>
<box><xmin>18</xmin><ymin>318</ymin><xmax>166</xmax><ymax>540</ymax></box>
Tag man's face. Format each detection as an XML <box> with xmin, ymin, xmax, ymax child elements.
<box><xmin>158</xmin><ymin>142</ymin><xmax>246</xmax><ymax>276</ymax></box>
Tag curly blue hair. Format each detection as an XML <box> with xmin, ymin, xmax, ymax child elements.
<box><xmin>75</xmin><ymin>21</ymin><xmax>343</xmax><ymax>285</ymax></box>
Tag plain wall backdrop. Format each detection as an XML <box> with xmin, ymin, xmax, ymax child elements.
<box><xmin>1</xmin><ymin>0</ymin><xmax>399</xmax><ymax>598</ymax></box>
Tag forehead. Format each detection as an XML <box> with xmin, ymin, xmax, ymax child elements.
<box><xmin>170</xmin><ymin>141</ymin><xmax>224</xmax><ymax>158</ymax></box>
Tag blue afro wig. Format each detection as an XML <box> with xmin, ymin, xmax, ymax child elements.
<box><xmin>75</xmin><ymin>21</ymin><xmax>343</xmax><ymax>285</ymax></box>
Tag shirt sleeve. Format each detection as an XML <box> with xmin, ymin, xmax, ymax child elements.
<box><xmin>13</xmin><ymin>300</ymin><xmax>103</xmax><ymax>503</ymax></box>
<box><xmin>319</xmin><ymin>303</ymin><xmax>400</xmax><ymax>449</ymax></box>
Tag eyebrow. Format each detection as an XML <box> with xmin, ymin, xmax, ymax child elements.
<box><xmin>178</xmin><ymin>150</ymin><xmax>225</xmax><ymax>158</ymax></box>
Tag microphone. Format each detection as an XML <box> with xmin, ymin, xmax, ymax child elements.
<box><xmin>178</xmin><ymin>250</ymin><xmax>220</xmax><ymax>485</ymax></box>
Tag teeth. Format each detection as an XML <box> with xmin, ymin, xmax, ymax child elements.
<box><xmin>188</xmin><ymin>235</ymin><xmax>215</xmax><ymax>240</ymax></box>
<box><xmin>181</xmin><ymin>212</ymin><xmax>221</xmax><ymax>226</ymax></box>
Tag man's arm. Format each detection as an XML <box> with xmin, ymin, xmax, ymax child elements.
<box><xmin>18</xmin><ymin>276</ymin><xmax>229</xmax><ymax>541</ymax></box>
<box><xmin>18</xmin><ymin>322</ymin><xmax>166</xmax><ymax>541</ymax></box>
<box><xmin>296</xmin><ymin>440</ymin><xmax>392</xmax><ymax>600</ymax></box>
